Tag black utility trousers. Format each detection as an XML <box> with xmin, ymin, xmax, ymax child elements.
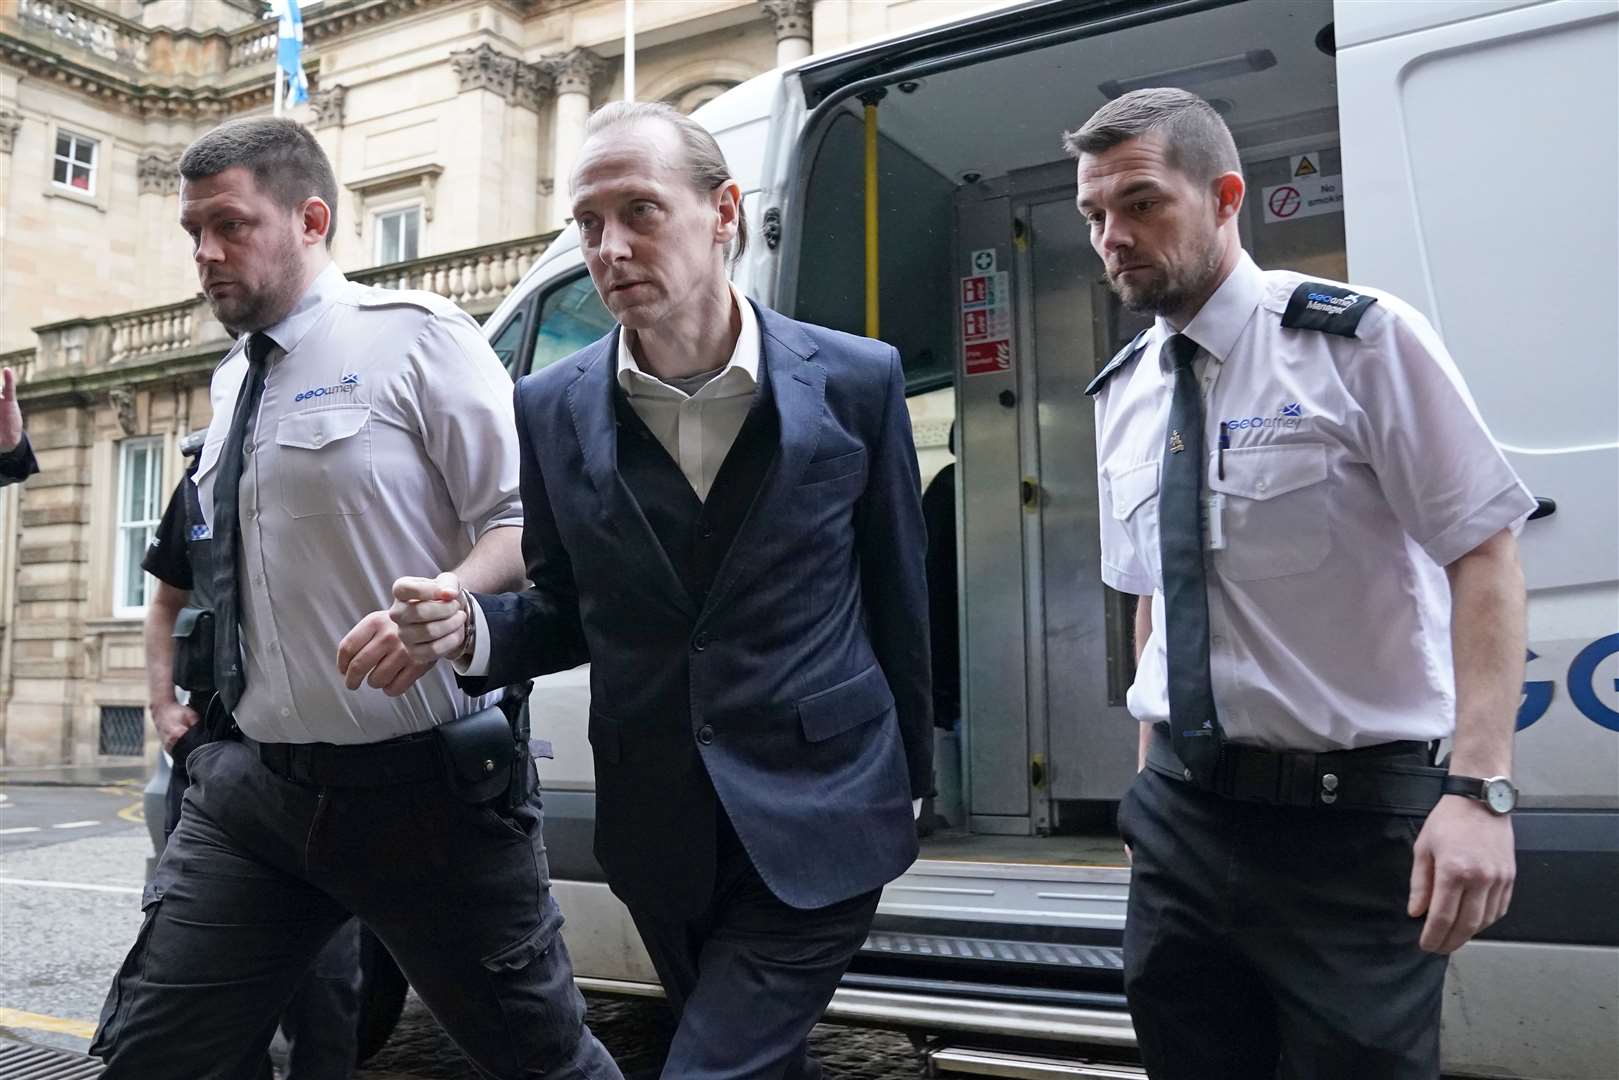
<box><xmin>93</xmin><ymin>736</ymin><xmax>622</xmax><ymax>1080</ymax></box>
<box><xmin>1119</xmin><ymin>764</ymin><xmax>1448</xmax><ymax>1080</ymax></box>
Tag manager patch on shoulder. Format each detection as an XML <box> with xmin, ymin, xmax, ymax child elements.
<box><xmin>1282</xmin><ymin>282</ymin><xmax>1378</xmax><ymax>338</ymax></box>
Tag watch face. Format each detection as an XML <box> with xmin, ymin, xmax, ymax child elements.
<box><xmin>1484</xmin><ymin>778</ymin><xmax>1518</xmax><ymax>814</ymax></box>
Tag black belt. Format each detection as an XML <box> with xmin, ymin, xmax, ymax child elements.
<box><xmin>238</xmin><ymin>729</ymin><xmax>442</xmax><ymax>788</ymax></box>
<box><xmin>1146</xmin><ymin>723</ymin><xmax>1444</xmax><ymax>815</ymax></box>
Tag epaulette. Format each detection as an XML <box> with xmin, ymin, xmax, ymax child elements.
<box><xmin>1280</xmin><ymin>281</ymin><xmax>1378</xmax><ymax>338</ymax></box>
<box><xmin>1084</xmin><ymin>329</ymin><xmax>1150</xmax><ymax>396</ymax></box>
<box><xmin>353</xmin><ymin>285</ymin><xmax>457</xmax><ymax>316</ymax></box>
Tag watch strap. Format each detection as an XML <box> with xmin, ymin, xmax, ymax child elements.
<box><xmin>1441</xmin><ymin>774</ymin><xmax>1487</xmax><ymax>800</ymax></box>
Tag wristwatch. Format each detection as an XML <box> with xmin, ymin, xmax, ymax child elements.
<box><xmin>1442</xmin><ymin>774</ymin><xmax>1519</xmax><ymax>815</ymax></box>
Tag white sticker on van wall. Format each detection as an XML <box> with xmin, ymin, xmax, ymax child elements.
<box><xmin>1263</xmin><ymin>175</ymin><xmax>1343</xmax><ymax>224</ymax></box>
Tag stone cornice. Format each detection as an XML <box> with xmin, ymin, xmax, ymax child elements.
<box><xmin>311</xmin><ymin>84</ymin><xmax>347</xmax><ymax>128</ymax></box>
<box><xmin>136</xmin><ymin>147</ymin><xmax>183</xmax><ymax>195</ymax></box>
<box><xmin>759</xmin><ymin>0</ymin><xmax>813</xmax><ymax>42</ymax></box>
<box><xmin>1</xmin><ymin>0</ymin><xmax>535</xmax><ymax>119</ymax></box>
<box><xmin>0</xmin><ymin>32</ymin><xmax>294</xmax><ymax>121</ymax></box>
<box><xmin>449</xmin><ymin>42</ymin><xmax>554</xmax><ymax>111</ymax></box>
<box><xmin>539</xmin><ymin>46</ymin><xmax>610</xmax><ymax>98</ymax></box>
<box><xmin>16</xmin><ymin>347</ymin><xmax>223</xmax><ymax>413</ymax></box>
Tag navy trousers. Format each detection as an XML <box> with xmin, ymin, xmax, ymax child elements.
<box><xmin>625</xmin><ymin>815</ymin><xmax>879</xmax><ymax>1080</ymax></box>
<box><xmin>1119</xmin><ymin>765</ymin><xmax>1448</xmax><ymax>1080</ymax></box>
<box><xmin>94</xmin><ymin>736</ymin><xmax>620</xmax><ymax>1080</ymax></box>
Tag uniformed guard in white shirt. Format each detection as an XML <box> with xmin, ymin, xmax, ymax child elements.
<box><xmin>91</xmin><ymin>118</ymin><xmax>622</xmax><ymax>1080</ymax></box>
<box><xmin>1067</xmin><ymin>89</ymin><xmax>1534</xmax><ymax>1079</ymax></box>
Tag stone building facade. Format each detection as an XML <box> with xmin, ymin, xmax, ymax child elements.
<box><xmin>0</xmin><ymin>0</ymin><xmax>1009</xmax><ymax>767</ymax></box>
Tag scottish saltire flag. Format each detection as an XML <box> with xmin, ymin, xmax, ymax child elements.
<box><xmin>270</xmin><ymin>0</ymin><xmax>308</xmax><ymax>106</ymax></box>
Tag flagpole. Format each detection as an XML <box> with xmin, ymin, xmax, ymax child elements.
<box><xmin>623</xmin><ymin>0</ymin><xmax>635</xmax><ymax>102</ymax></box>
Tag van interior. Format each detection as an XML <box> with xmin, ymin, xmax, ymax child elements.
<box><xmin>788</xmin><ymin>0</ymin><xmax>1347</xmax><ymax>860</ymax></box>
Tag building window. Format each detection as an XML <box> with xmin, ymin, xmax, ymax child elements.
<box><xmin>53</xmin><ymin>131</ymin><xmax>97</xmax><ymax>194</ymax></box>
<box><xmin>99</xmin><ymin>706</ymin><xmax>147</xmax><ymax>757</ymax></box>
<box><xmin>115</xmin><ymin>437</ymin><xmax>162</xmax><ymax>616</ymax></box>
<box><xmin>374</xmin><ymin>206</ymin><xmax>420</xmax><ymax>265</ymax></box>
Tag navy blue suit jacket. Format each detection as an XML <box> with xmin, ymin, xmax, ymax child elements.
<box><xmin>462</xmin><ymin>303</ymin><xmax>932</xmax><ymax>916</ymax></box>
<box><xmin>0</xmin><ymin>434</ymin><xmax>38</xmax><ymax>487</ymax></box>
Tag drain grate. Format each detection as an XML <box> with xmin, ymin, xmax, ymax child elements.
<box><xmin>0</xmin><ymin>1038</ymin><xmax>105</xmax><ymax>1079</ymax></box>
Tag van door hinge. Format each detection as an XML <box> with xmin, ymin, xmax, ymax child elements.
<box><xmin>1031</xmin><ymin>753</ymin><xmax>1047</xmax><ymax>789</ymax></box>
<box><xmin>762</xmin><ymin>207</ymin><xmax>782</xmax><ymax>251</ymax></box>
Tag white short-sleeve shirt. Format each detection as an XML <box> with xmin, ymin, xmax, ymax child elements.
<box><xmin>1091</xmin><ymin>252</ymin><xmax>1535</xmax><ymax>751</ymax></box>
<box><xmin>194</xmin><ymin>264</ymin><xmax>523</xmax><ymax>744</ymax></box>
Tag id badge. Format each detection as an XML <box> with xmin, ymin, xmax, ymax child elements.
<box><xmin>1203</xmin><ymin>493</ymin><xmax>1226</xmax><ymax>551</ymax></box>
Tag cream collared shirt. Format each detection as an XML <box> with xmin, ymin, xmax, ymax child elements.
<box><xmin>615</xmin><ymin>283</ymin><xmax>761</xmax><ymax>502</ymax></box>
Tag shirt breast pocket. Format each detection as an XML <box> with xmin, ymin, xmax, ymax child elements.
<box><xmin>1107</xmin><ymin>458</ymin><xmax>1162</xmax><ymax>585</ymax></box>
<box><xmin>274</xmin><ymin>405</ymin><xmax>376</xmax><ymax>519</ymax></box>
<box><xmin>1208</xmin><ymin>443</ymin><xmax>1330</xmax><ymax>581</ymax></box>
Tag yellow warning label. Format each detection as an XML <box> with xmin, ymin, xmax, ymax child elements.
<box><xmin>1293</xmin><ymin>155</ymin><xmax>1318</xmax><ymax>177</ymax></box>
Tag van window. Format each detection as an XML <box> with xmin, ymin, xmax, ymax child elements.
<box><xmin>531</xmin><ymin>274</ymin><xmax>616</xmax><ymax>375</ymax></box>
<box><xmin>489</xmin><ymin>308</ymin><xmax>528</xmax><ymax>379</ymax></box>
<box><xmin>793</xmin><ymin>108</ymin><xmax>956</xmax><ymax>395</ymax></box>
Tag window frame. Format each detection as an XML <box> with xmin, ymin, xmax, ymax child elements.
<box><xmin>40</xmin><ymin>118</ymin><xmax>111</xmax><ymax>211</ymax></box>
<box><xmin>373</xmin><ymin>204</ymin><xmax>422</xmax><ymax>266</ymax></box>
<box><xmin>113</xmin><ymin>436</ymin><xmax>164</xmax><ymax>619</ymax></box>
<box><xmin>52</xmin><ymin>129</ymin><xmax>98</xmax><ymax>196</ymax></box>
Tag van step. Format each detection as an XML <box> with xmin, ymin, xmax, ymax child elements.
<box><xmin>0</xmin><ymin>1038</ymin><xmax>105</xmax><ymax>1079</ymax></box>
<box><xmin>863</xmin><ymin>930</ymin><xmax>1124</xmax><ymax>972</ymax></box>
<box><xmin>928</xmin><ymin>1046</ymin><xmax>1145</xmax><ymax>1078</ymax></box>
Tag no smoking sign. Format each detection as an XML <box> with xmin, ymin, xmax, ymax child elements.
<box><xmin>1268</xmin><ymin>185</ymin><xmax>1301</xmax><ymax>219</ymax></box>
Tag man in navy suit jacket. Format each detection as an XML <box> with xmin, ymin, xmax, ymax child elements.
<box><xmin>390</xmin><ymin>102</ymin><xmax>932</xmax><ymax>1079</ymax></box>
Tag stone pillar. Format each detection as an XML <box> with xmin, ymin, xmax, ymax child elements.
<box><xmin>137</xmin><ymin>148</ymin><xmax>182</xmax><ymax>282</ymax></box>
<box><xmin>0</xmin><ymin>108</ymin><xmax>22</xmax><ymax>351</ymax></box>
<box><xmin>761</xmin><ymin>0</ymin><xmax>814</xmax><ymax>66</ymax></box>
<box><xmin>540</xmin><ymin>47</ymin><xmax>609</xmax><ymax>228</ymax></box>
<box><xmin>449</xmin><ymin>45</ymin><xmax>555</xmax><ymax>249</ymax></box>
<box><xmin>309</xmin><ymin>86</ymin><xmax>346</xmax><ymax>253</ymax></box>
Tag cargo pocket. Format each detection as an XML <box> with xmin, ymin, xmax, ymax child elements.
<box><xmin>1208</xmin><ymin>443</ymin><xmax>1331</xmax><ymax>581</ymax></box>
<box><xmin>480</xmin><ymin>898</ymin><xmax>585</xmax><ymax>1069</ymax></box>
<box><xmin>91</xmin><ymin>879</ymin><xmax>168</xmax><ymax>1056</ymax></box>
<box><xmin>275</xmin><ymin>405</ymin><xmax>376</xmax><ymax>518</ymax></box>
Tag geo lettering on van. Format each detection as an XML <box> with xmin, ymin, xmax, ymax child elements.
<box><xmin>1517</xmin><ymin>634</ymin><xmax>1619</xmax><ymax>732</ymax></box>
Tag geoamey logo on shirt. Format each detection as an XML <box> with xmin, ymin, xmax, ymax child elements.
<box><xmin>1223</xmin><ymin>403</ymin><xmax>1307</xmax><ymax>432</ymax></box>
<box><xmin>293</xmin><ymin>372</ymin><xmax>359</xmax><ymax>402</ymax></box>
<box><xmin>1304</xmin><ymin>291</ymin><xmax>1363</xmax><ymax>316</ymax></box>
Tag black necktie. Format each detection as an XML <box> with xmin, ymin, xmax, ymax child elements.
<box><xmin>1159</xmin><ymin>333</ymin><xmax>1223</xmax><ymax>784</ymax></box>
<box><xmin>213</xmin><ymin>333</ymin><xmax>274</xmax><ymax>714</ymax></box>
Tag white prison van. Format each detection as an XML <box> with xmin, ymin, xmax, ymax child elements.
<box><xmin>475</xmin><ymin>1</ymin><xmax>1618</xmax><ymax>1075</ymax></box>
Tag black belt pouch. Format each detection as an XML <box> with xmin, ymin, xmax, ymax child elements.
<box><xmin>435</xmin><ymin>705</ymin><xmax>523</xmax><ymax>805</ymax></box>
<box><xmin>171</xmin><ymin>607</ymin><xmax>216</xmax><ymax>694</ymax></box>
